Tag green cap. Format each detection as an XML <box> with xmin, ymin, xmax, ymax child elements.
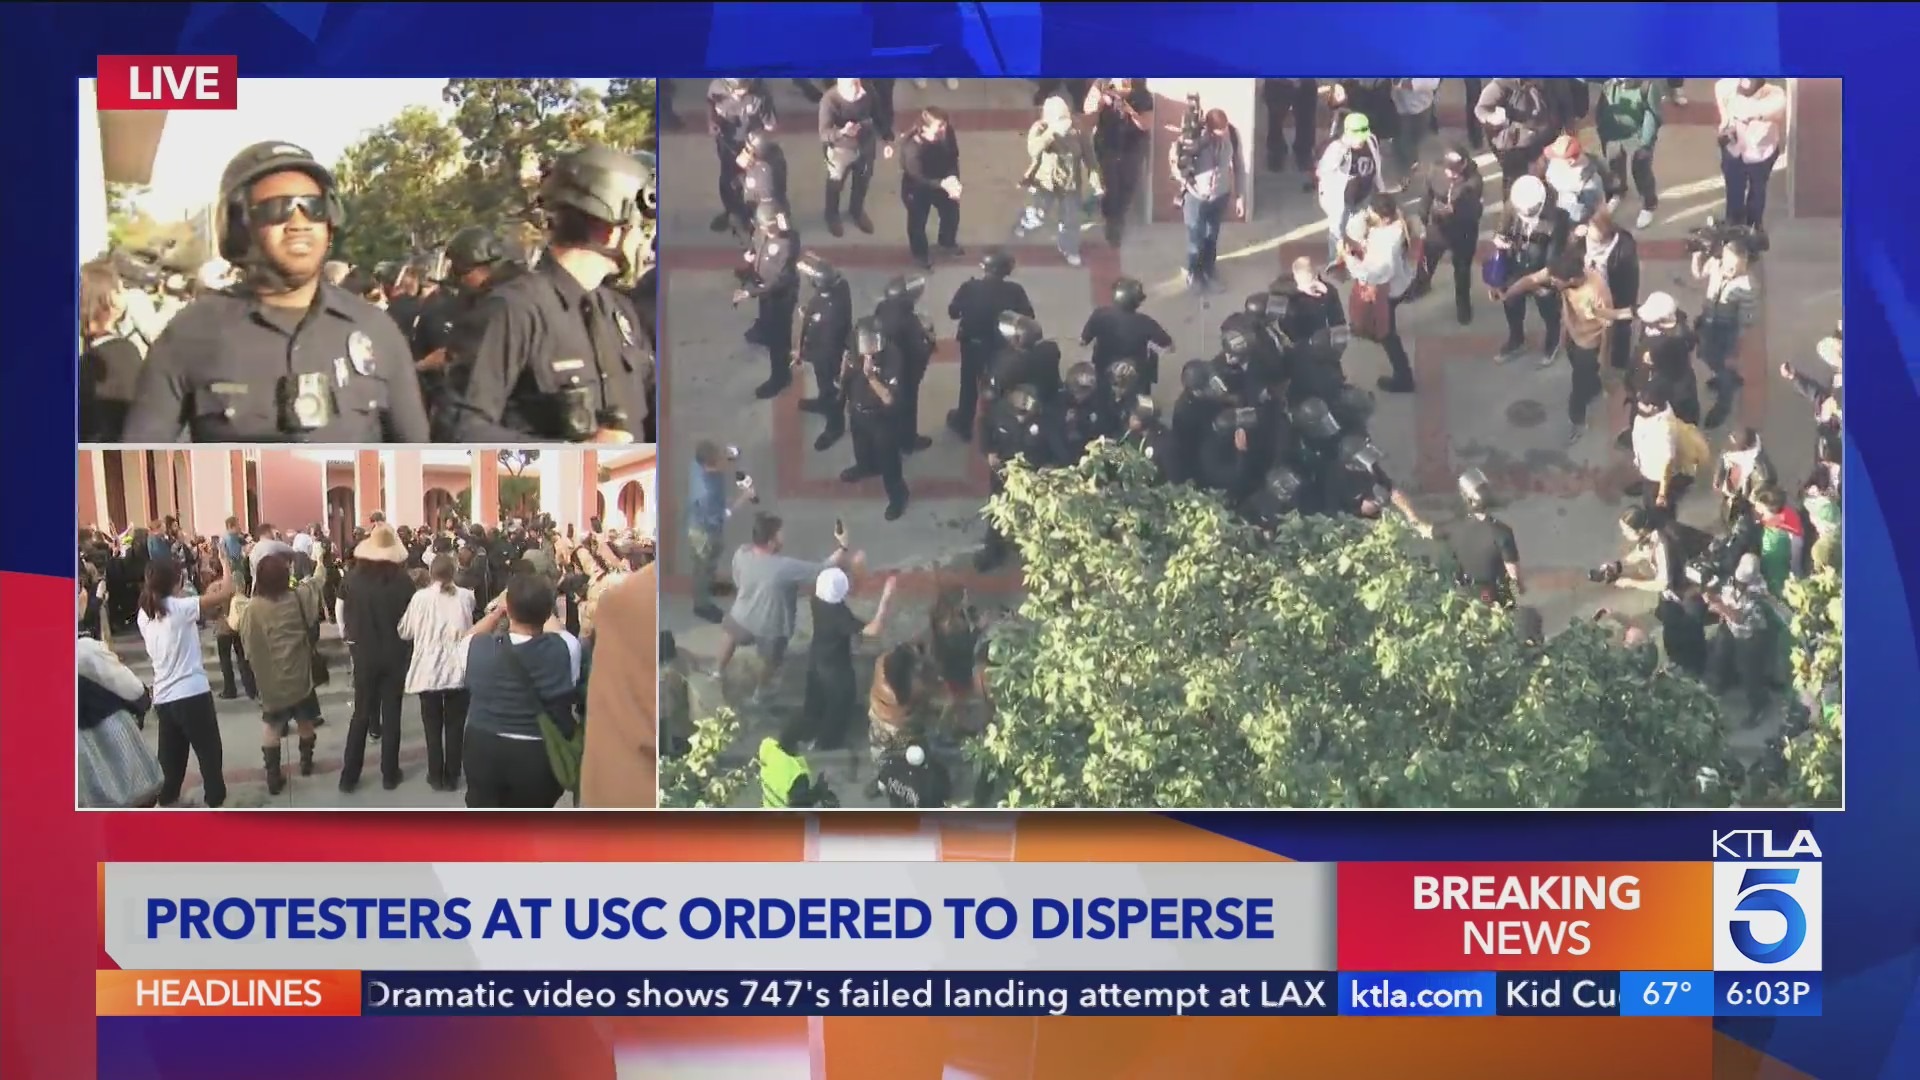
<box><xmin>1343</xmin><ymin>112</ymin><xmax>1372</xmax><ymax>137</ymax></box>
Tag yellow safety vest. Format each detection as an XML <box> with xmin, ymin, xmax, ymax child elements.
<box><xmin>758</xmin><ymin>737</ymin><xmax>809</xmax><ymax>809</ymax></box>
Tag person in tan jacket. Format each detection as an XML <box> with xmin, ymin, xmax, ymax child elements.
<box><xmin>581</xmin><ymin>562</ymin><xmax>659</xmax><ymax>807</ymax></box>
<box><xmin>1015</xmin><ymin>95</ymin><xmax>1101</xmax><ymax>266</ymax></box>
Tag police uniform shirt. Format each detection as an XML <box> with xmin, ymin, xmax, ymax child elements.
<box><xmin>444</xmin><ymin>260</ymin><xmax>650</xmax><ymax>442</ymax></box>
<box><xmin>799</xmin><ymin>280</ymin><xmax>854</xmax><ymax>363</ymax></box>
<box><xmin>745</xmin><ymin>231</ymin><xmax>796</xmax><ymax>295</ymax></box>
<box><xmin>1080</xmin><ymin>306</ymin><xmax>1173</xmax><ymax>374</ymax></box>
<box><xmin>122</xmin><ymin>282</ymin><xmax>429</xmax><ymax>443</ymax></box>
<box><xmin>983</xmin><ymin>401</ymin><xmax>1048</xmax><ymax>466</ymax></box>
<box><xmin>1124</xmin><ymin>425</ymin><xmax>1178</xmax><ymax>483</ymax></box>
<box><xmin>708</xmin><ymin>80</ymin><xmax>775</xmax><ymax>146</ymax></box>
<box><xmin>876</xmin><ymin>297</ymin><xmax>933</xmax><ymax>370</ymax></box>
<box><xmin>741</xmin><ymin>156</ymin><xmax>789</xmax><ymax>210</ymax></box>
<box><xmin>948</xmin><ymin>279</ymin><xmax>1035</xmax><ymax>344</ymax></box>
<box><xmin>850</xmin><ymin>347</ymin><xmax>906</xmax><ymax>415</ymax></box>
<box><xmin>1047</xmin><ymin>394</ymin><xmax>1112</xmax><ymax>462</ymax></box>
<box><xmin>1443</xmin><ymin>516</ymin><xmax>1519</xmax><ymax>584</ymax></box>
<box><xmin>412</xmin><ymin>287</ymin><xmax>468</xmax><ymax>359</ymax></box>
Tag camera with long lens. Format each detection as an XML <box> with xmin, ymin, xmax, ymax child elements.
<box><xmin>1685</xmin><ymin>532</ymin><xmax>1746</xmax><ymax>589</ymax></box>
<box><xmin>1685</xmin><ymin>215</ymin><xmax>1770</xmax><ymax>258</ymax></box>
<box><xmin>1588</xmin><ymin>560</ymin><xmax>1625</xmax><ymax>585</ymax></box>
<box><xmin>1175</xmin><ymin>93</ymin><xmax>1204</xmax><ymax>185</ymax></box>
<box><xmin>275</xmin><ymin>372</ymin><xmax>337</xmax><ymax>434</ymax></box>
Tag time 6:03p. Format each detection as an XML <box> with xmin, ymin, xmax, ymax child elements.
<box><xmin>1724</xmin><ymin>980</ymin><xmax>1815</xmax><ymax>1007</ymax></box>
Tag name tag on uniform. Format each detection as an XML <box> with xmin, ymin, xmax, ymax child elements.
<box><xmin>333</xmin><ymin>357</ymin><xmax>350</xmax><ymax>388</ymax></box>
<box><xmin>209</xmin><ymin>382</ymin><xmax>250</xmax><ymax>396</ymax></box>
<box><xmin>552</xmin><ymin>359</ymin><xmax>588</xmax><ymax>372</ymax></box>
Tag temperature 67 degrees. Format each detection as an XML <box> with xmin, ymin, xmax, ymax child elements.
<box><xmin>1642</xmin><ymin>980</ymin><xmax>1692</xmax><ymax>1006</ymax></box>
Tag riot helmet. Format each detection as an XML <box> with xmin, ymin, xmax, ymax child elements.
<box><xmin>1291</xmin><ymin>398</ymin><xmax>1343</xmax><ymax>442</ymax></box>
<box><xmin>1111</xmin><ymin>277</ymin><xmax>1147</xmax><ymax>311</ymax></box>
<box><xmin>1458</xmin><ymin>468</ymin><xmax>1494</xmax><ymax>512</ymax></box>
<box><xmin>1220</xmin><ymin>326</ymin><xmax>1254</xmax><ymax>362</ymax></box>
<box><xmin>999</xmin><ymin>312</ymin><xmax>1043</xmax><ymax>350</ymax></box>
<box><xmin>854</xmin><ymin>317</ymin><xmax>886</xmax><ymax>357</ymax></box>
<box><xmin>743</xmin><ymin>128</ymin><xmax>777</xmax><ymax>160</ymax></box>
<box><xmin>445</xmin><ymin>226</ymin><xmax>507</xmax><ymax>276</ymax></box>
<box><xmin>1006</xmin><ymin>385</ymin><xmax>1040</xmax><ymax>417</ymax></box>
<box><xmin>1179</xmin><ymin>360</ymin><xmax>1213</xmax><ymax>396</ymax></box>
<box><xmin>1107</xmin><ymin>359</ymin><xmax>1140</xmax><ymax>396</ymax></box>
<box><xmin>1265</xmin><ymin>467</ymin><xmax>1304</xmax><ymax>509</ymax></box>
<box><xmin>1066</xmin><ymin>362</ymin><xmax>1098</xmax><ymax>398</ymax></box>
<box><xmin>797</xmin><ymin>252</ymin><xmax>841</xmax><ymax>287</ymax></box>
<box><xmin>1243</xmin><ymin>293</ymin><xmax>1273</xmax><ymax>320</ymax></box>
<box><xmin>753</xmin><ymin>199</ymin><xmax>789</xmax><ymax>233</ymax></box>
<box><xmin>215</xmin><ymin>140</ymin><xmax>341</xmax><ymax>264</ymax></box>
<box><xmin>540</xmin><ymin>144</ymin><xmax>655</xmax><ymax>228</ymax></box>
<box><xmin>980</xmin><ymin>248</ymin><xmax>1015</xmax><ymax>278</ymax></box>
<box><xmin>1331</xmin><ymin>384</ymin><xmax>1375</xmax><ymax>430</ymax></box>
<box><xmin>883</xmin><ymin>274</ymin><xmax>927</xmax><ymax>305</ymax></box>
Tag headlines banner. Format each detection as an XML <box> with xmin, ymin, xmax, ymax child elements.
<box><xmin>96</xmin><ymin>858</ymin><xmax>1822</xmax><ymax>1019</ymax></box>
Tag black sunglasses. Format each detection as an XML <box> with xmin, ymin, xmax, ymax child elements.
<box><xmin>247</xmin><ymin>193</ymin><xmax>332</xmax><ymax>228</ymax></box>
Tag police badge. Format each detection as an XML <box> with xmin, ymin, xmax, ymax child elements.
<box><xmin>347</xmin><ymin>331</ymin><xmax>377</xmax><ymax>376</ymax></box>
<box><xmin>614</xmin><ymin>311</ymin><xmax>634</xmax><ymax>347</ymax></box>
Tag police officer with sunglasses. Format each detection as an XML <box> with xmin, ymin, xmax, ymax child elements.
<box><xmin>441</xmin><ymin>145</ymin><xmax>656</xmax><ymax>443</ymax></box>
<box><xmin>121</xmin><ymin>142</ymin><xmax>429</xmax><ymax>443</ymax></box>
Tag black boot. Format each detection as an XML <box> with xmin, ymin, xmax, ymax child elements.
<box><xmin>814</xmin><ymin>419</ymin><xmax>846</xmax><ymax>452</ymax></box>
<box><xmin>298</xmin><ymin>735</ymin><xmax>317</xmax><ymax>777</ymax></box>
<box><xmin>264</xmin><ymin>746</ymin><xmax>286</xmax><ymax>796</ymax></box>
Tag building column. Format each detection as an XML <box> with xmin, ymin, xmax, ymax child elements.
<box><xmin>153</xmin><ymin>451</ymin><xmax>178</xmax><ymax>524</ymax></box>
<box><xmin>119</xmin><ymin>451</ymin><xmax>152</xmax><ymax>529</ymax></box>
<box><xmin>79</xmin><ymin>450</ymin><xmax>109</xmax><ymax>533</ymax></box>
<box><xmin>229</xmin><ymin>453</ymin><xmax>250</xmax><ymax>532</ymax></box>
<box><xmin>1788</xmin><ymin>78</ymin><xmax>1841</xmax><ymax>220</ymax></box>
<box><xmin>469</xmin><ymin>453</ymin><xmax>500</xmax><ymax>528</ymax></box>
<box><xmin>354</xmin><ymin>450</ymin><xmax>383</xmax><ymax>524</ymax></box>
<box><xmin>384</xmin><ymin>449</ymin><xmax>424</xmax><ymax>527</ymax></box>
<box><xmin>187</xmin><ymin>450</ymin><xmax>237</xmax><ymax>539</ymax></box>
<box><xmin>579</xmin><ymin>451</ymin><xmax>600</xmax><ymax>527</ymax></box>
<box><xmin>1147</xmin><ymin>79</ymin><xmax>1259</xmax><ymax>224</ymax></box>
<box><xmin>539</xmin><ymin>452</ymin><xmax>586</xmax><ymax>527</ymax></box>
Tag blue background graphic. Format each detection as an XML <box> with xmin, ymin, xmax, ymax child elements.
<box><xmin>1</xmin><ymin>3</ymin><xmax>1915</xmax><ymax>1078</ymax></box>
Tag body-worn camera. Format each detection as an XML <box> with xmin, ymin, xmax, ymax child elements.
<box><xmin>1686</xmin><ymin>216</ymin><xmax>1770</xmax><ymax>257</ymax></box>
<box><xmin>1175</xmin><ymin>94</ymin><xmax>1205</xmax><ymax>185</ymax></box>
<box><xmin>553</xmin><ymin>385</ymin><xmax>597</xmax><ymax>440</ymax></box>
<box><xmin>275</xmin><ymin>372</ymin><xmax>337</xmax><ymax>434</ymax></box>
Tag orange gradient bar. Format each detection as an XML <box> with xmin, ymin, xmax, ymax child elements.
<box><xmin>97</xmin><ymin>970</ymin><xmax>361</xmax><ymax>1016</ymax></box>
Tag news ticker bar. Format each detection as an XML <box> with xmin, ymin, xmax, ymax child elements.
<box><xmin>96</xmin><ymin>971</ymin><xmax>1823</xmax><ymax>1019</ymax></box>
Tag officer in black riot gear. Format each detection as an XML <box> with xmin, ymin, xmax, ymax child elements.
<box><xmin>419</xmin><ymin>226</ymin><xmax>523</xmax><ymax>437</ymax></box>
<box><xmin>976</xmin><ymin>384</ymin><xmax>1050</xmax><ymax>571</ymax></box>
<box><xmin>738</xmin><ymin>128</ymin><xmax>791</xmax><ymax>225</ymax></box>
<box><xmin>737</xmin><ymin>200</ymin><xmax>800</xmax><ymax>399</ymax></box>
<box><xmin>1221</xmin><ymin>294</ymin><xmax>1289</xmax><ymax>391</ymax></box>
<box><xmin>1080</xmin><ymin>276</ymin><xmax>1172</xmax><ymax>393</ymax></box>
<box><xmin>124</xmin><ymin>141</ymin><xmax>428</xmax><ymax>443</ymax></box>
<box><xmin>946</xmin><ymin>249</ymin><xmax>1034</xmax><ymax>439</ymax></box>
<box><xmin>987</xmin><ymin>313</ymin><xmax>1063</xmax><ymax>404</ymax></box>
<box><xmin>1324</xmin><ymin>435</ymin><xmax>1425</xmax><ymax>527</ymax></box>
<box><xmin>1121</xmin><ymin>394</ymin><xmax>1179</xmax><ymax>484</ymax></box>
<box><xmin>1440</xmin><ymin>467</ymin><xmax>1523</xmax><ymax>605</ymax></box>
<box><xmin>1171</xmin><ymin>360</ymin><xmax>1225</xmax><ymax>480</ymax></box>
<box><xmin>443</xmin><ymin>145</ymin><xmax>655</xmax><ymax>443</ymax></box>
<box><xmin>794</xmin><ymin>252</ymin><xmax>855</xmax><ymax>449</ymax></box>
<box><xmin>1286</xmin><ymin>397</ymin><xmax>1346</xmax><ymax>512</ymax></box>
<box><xmin>1046</xmin><ymin>361</ymin><xmax>1117</xmax><ymax>465</ymax></box>
<box><xmin>1198</xmin><ymin>400</ymin><xmax>1266</xmax><ymax>499</ymax></box>
<box><xmin>1105</xmin><ymin>358</ymin><xmax>1144</xmax><ymax>417</ymax></box>
<box><xmin>1241</xmin><ymin>465</ymin><xmax>1306</xmax><ymax>532</ymax></box>
<box><xmin>874</xmin><ymin>274</ymin><xmax>934</xmax><ymax>452</ymax></box>
<box><xmin>841</xmin><ymin>317</ymin><xmax>911</xmax><ymax>518</ymax></box>
<box><xmin>709</xmin><ymin>78</ymin><xmax>777</xmax><ymax>234</ymax></box>
<box><xmin>1328</xmin><ymin>383</ymin><xmax>1375</xmax><ymax>440</ymax></box>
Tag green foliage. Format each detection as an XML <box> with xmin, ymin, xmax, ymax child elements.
<box><xmin>1779</xmin><ymin>567</ymin><xmax>1843</xmax><ymax>805</ymax></box>
<box><xmin>333</xmin><ymin>105</ymin><xmax>467</xmax><ymax>270</ymax></box>
<box><xmin>499</xmin><ymin>477</ymin><xmax>541</xmax><ymax>521</ymax></box>
<box><xmin>660</xmin><ymin>710</ymin><xmax>757</xmax><ymax>808</ymax></box>
<box><xmin>976</xmin><ymin>443</ymin><xmax>1728</xmax><ymax>809</ymax></box>
<box><xmin>328</xmin><ymin>80</ymin><xmax>656</xmax><ymax>270</ymax></box>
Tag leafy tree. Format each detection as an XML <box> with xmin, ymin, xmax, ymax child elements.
<box><xmin>332</xmin><ymin>105</ymin><xmax>467</xmax><ymax>270</ymax></box>
<box><xmin>500</xmin><ymin>476</ymin><xmax>540</xmax><ymax>521</ymax></box>
<box><xmin>600</xmin><ymin>79</ymin><xmax>657</xmax><ymax>153</ymax></box>
<box><xmin>661</xmin><ymin>710</ymin><xmax>756</xmax><ymax>808</ymax></box>
<box><xmin>1779</xmin><ymin>567</ymin><xmax>1843</xmax><ymax>805</ymax></box>
<box><xmin>974</xmin><ymin>443</ymin><xmax>1728</xmax><ymax>809</ymax></box>
<box><xmin>443</xmin><ymin>78</ymin><xmax>602</xmax><ymax>229</ymax></box>
<box><xmin>499</xmin><ymin>449</ymin><xmax>541</xmax><ymax>475</ymax></box>
<box><xmin>105</xmin><ymin>182</ymin><xmax>152</xmax><ymax>251</ymax></box>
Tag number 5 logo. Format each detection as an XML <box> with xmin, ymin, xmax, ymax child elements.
<box><xmin>1729</xmin><ymin>868</ymin><xmax>1807</xmax><ymax>964</ymax></box>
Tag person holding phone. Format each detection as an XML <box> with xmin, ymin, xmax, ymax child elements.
<box><xmin>686</xmin><ymin>440</ymin><xmax>759</xmax><ymax>624</ymax></box>
<box><xmin>712</xmin><ymin>514</ymin><xmax>861</xmax><ymax>702</ymax></box>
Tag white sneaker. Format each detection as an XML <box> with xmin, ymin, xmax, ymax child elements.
<box><xmin>1635</xmin><ymin>208</ymin><xmax>1655</xmax><ymax>229</ymax></box>
<box><xmin>914</xmin><ymin>78</ymin><xmax>929</xmax><ymax>90</ymax></box>
<box><xmin>1671</xmin><ymin>91</ymin><xmax>1689</xmax><ymax>106</ymax></box>
<box><xmin>1062</xmin><ymin>252</ymin><xmax>1083</xmax><ymax>267</ymax></box>
<box><xmin>945</xmin><ymin>78</ymin><xmax>960</xmax><ymax>91</ymax></box>
<box><xmin>1537</xmin><ymin>348</ymin><xmax>1558</xmax><ymax>370</ymax></box>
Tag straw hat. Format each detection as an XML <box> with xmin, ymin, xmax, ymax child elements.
<box><xmin>353</xmin><ymin>524</ymin><xmax>408</xmax><ymax>564</ymax></box>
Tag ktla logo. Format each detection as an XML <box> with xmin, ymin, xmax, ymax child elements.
<box><xmin>1712</xmin><ymin>830</ymin><xmax>1823</xmax><ymax>972</ymax></box>
<box><xmin>96</xmin><ymin>56</ymin><xmax>237</xmax><ymax>111</ymax></box>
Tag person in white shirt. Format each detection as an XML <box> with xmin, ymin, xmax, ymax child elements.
<box><xmin>1714</xmin><ymin>78</ymin><xmax>1788</xmax><ymax>230</ymax></box>
<box><xmin>1340</xmin><ymin>192</ymin><xmax>1420</xmax><ymax>393</ymax></box>
<box><xmin>136</xmin><ymin>550</ymin><xmax>239</xmax><ymax>806</ymax></box>
<box><xmin>115</xmin><ymin>284</ymin><xmax>166</xmax><ymax>358</ymax></box>
<box><xmin>399</xmin><ymin>555</ymin><xmax>477</xmax><ymax>792</ymax></box>
<box><xmin>1390</xmin><ymin>78</ymin><xmax>1442</xmax><ymax>179</ymax></box>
